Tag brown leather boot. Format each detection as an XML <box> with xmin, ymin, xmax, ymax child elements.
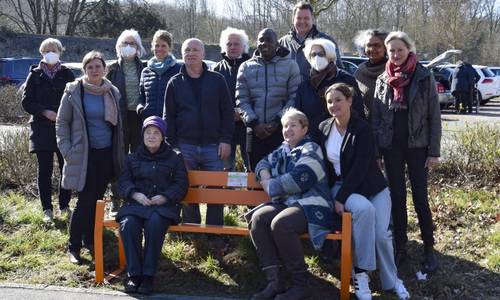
<box><xmin>251</xmin><ymin>266</ymin><xmax>286</xmax><ymax>300</ymax></box>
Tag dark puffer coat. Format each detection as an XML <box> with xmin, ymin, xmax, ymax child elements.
<box><xmin>21</xmin><ymin>64</ymin><xmax>75</xmax><ymax>152</ymax></box>
<box><xmin>116</xmin><ymin>142</ymin><xmax>188</xmax><ymax>223</ymax></box>
<box><xmin>137</xmin><ymin>61</ymin><xmax>181</xmax><ymax>119</ymax></box>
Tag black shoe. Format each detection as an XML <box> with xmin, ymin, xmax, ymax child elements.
<box><xmin>422</xmin><ymin>248</ymin><xmax>439</xmax><ymax>274</ymax></box>
<box><xmin>68</xmin><ymin>250</ymin><xmax>81</xmax><ymax>264</ymax></box>
<box><xmin>124</xmin><ymin>276</ymin><xmax>141</xmax><ymax>293</ymax></box>
<box><xmin>138</xmin><ymin>276</ymin><xmax>154</xmax><ymax>295</ymax></box>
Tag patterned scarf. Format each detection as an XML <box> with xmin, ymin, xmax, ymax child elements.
<box><xmin>147</xmin><ymin>54</ymin><xmax>177</xmax><ymax>75</ymax></box>
<box><xmin>385</xmin><ymin>52</ymin><xmax>417</xmax><ymax>104</ymax></box>
<box><xmin>310</xmin><ymin>61</ymin><xmax>337</xmax><ymax>98</ymax></box>
<box><xmin>82</xmin><ymin>77</ymin><xmax>118</xmax><ymax>126</ymax></box>
<box><xmin>40</xmin><ymin>61</ymin><xmax>62</xmax><ymax>79</ymax></box>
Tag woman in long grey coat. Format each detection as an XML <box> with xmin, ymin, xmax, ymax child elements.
<box><xmin>56</xmin><ymin>51</ymin><xmax>124</xmax><ymax>263</ymax></box>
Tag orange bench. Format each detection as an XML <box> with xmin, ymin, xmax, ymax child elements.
<box><xmin>94</xmin><ymin>170</ymin><xmax>352</xmax><ymax>299</ymax></box>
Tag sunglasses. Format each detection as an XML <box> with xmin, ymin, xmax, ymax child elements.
<box><xmin>310</xmin><ymin>51</ymin><xmax>326</xmax><ymax>58</ymax></box>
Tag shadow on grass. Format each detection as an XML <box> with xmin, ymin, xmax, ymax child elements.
<box><xmin>98</xmin><ymin>229</ymin><xmax>499</xmax><ymax>300</ymax></box>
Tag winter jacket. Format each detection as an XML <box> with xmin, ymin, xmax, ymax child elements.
<box><xmin>319</xmin><ymin>115</ymin><xmax>387</xmax><ymax>205</ymax></box>
<box><xmin>254</xmin><ymin>138</ymin><xmax>334</xmax><ymax>250</ymax></box>
<box><xmin>137</xmin><ymin>60</ymin><xmax>181</xmax><ymax>119</ymax></box>
<box><xmin>372</xmin><ymin>63</ymin><xmax>442</xmax><ymax>157</ymax></box>
<box><xmin>279</xmin><ymin>25</ymin><xmax>343</xmax><ymax>81</ymax></box>
<box><xmin>163</xmin><ymin>63</ymin><xmax>234</xmax><ymax>146</ymax></box>
<box><xmin>450</xmin><ymin>62</ymin><xmax>480</xmax><ymax>94</ymax></box>
<box><xmin>212</xmin><ymin>52</ymin><xmax>251</xmax><ymax>104</ymax></box>
<box><xmin>236</xmin><ymin>47</ymin><xmax>301</xmax><ymax>128</ymax></box>
<box><xmin>116</xmin><ymin>142</ymin><xmax>188</xmax><ymax>224</ymax></box>
<box><xmin>295</xmin><ymin>68</ymin><xmax>366</xmax><ymax>143</ymax></box>
<box><xmin>21</xmin><ymin>65</ymin><xmax>75</xmax><ymax>152</ymax></box>
<box><xmin>56</xmin><ymin>79</ymin><xmax>125</xmax><ymax>191</ymax></box>
<box><xmin>106</xmin><ymin>57</ymin><xmax>145</xmax><ymax>121</ymax></box>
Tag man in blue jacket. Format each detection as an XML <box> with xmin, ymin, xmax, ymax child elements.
<box><xmin>163</xmin><ymin>38</ymin><xmax>234</xmax><ymax>225</ymax></box>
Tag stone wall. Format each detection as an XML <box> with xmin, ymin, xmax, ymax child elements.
<box><xmin>0</xmin><ymin>32</ymin><xmax>222</xmax><ymax>62</ymax></box>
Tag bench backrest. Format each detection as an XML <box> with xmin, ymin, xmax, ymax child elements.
<box><xmin>185</xmin><ymin>170</ymin><xmax>269</xmax><ymax>206</ymax></box>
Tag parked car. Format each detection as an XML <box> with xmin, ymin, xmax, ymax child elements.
<box><xmin>342</xmin><ymin>60</ymin><xmax>359</xmax><ymax>75</ymax></box>
<box><xmin>62</xmin><ymin>62</ymin><xmax>83</xmax><ymax>78</ymax></box>
<box><xmin>341</xmin><ymin>55</ymin><xmax>368</xmax><ymax>66</ymax></box>
<box><xmin>424</xmin><ymin>50</ymin><xmax>462</xmax><ymax>109</ymax></box>
<box><xmin>486</xmin><ymin>66</ymin><xmax>500</xmax><ymax>97</ymax></box>
<box><xmin>472</xmin><ymin>65</ymin><xmax>498</xmax><ymax>103</ymax></box>
<box><xmin>0</xmin><ymin>57</ymin><xmax>40</xmax><ymax>86</ymax></box>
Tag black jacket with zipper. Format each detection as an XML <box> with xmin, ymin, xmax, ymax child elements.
<box><xmin>319</xmin><ymin>115</ymin><xmax>387</xmax><ymax>204</ymax></box>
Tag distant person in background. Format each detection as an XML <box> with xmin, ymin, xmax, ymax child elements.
<box><xmin>22</xmin><ymin>38</ymin><xmax>75</xmax><ymax>222</ymax></box>
<box><xmin>56</xmin><ymin>51</ymin><xmax>124</xmax><ymax>264</ymax></box>
<box><xmin>236</xmin><ymin>28</ymin><xmax>301</xmax><ymax>170</ymax></box>
<box><xmin>137</xmin><ymin>30</ymin><xmax>181</xmax><ymax>120</ymax></box>
<box><xmin>373</xmin><ymin>31</ymin><xmax>441</xmax><ymax>275</ymax></box>
<box><xmin>212</xmin><ymin>27</ymin><xmax>251</xmax><ymax>171</ymax></box>
<box><xmin>107</xmin><ymin>29</ymin><xmax>146</xmax><ymax>214</ymax></box>
<box><xmin>279</xmin><ymin>1</ymin><xmax>343</xmax><ymax>81</ymax></box>
<box><xmin>117</xmin><ymin>116</ymin><xmax>188</xmax><ymax>295</ymax></box>
<box><xmin>163</xmin><ymin>38</ymin><xmax>234</xmax><ymax>225</ymax></box>
<box><xmin>295</xmin><ymin>38</ymin><xmax>365</xmax><ymax>143</ymax></box>
<box><xmin>451</xmin><ymin>61</ymin><xmax>480</xmax><ymax>114</ymax></box>
<box><xmin>354</xmin><ymin>29</ymin><xmax>389</xmax><ymax>121</ymax></box>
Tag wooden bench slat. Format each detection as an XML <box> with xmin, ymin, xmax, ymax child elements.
<box><xmin>185</xmin><ymin>188</ymin><xmax>269</xmax><ymax>205</ymax></box>
<box><xmin>188</xmin><ymin>170</ymin><xmax>262</xmax><ymax>188</ymax></box>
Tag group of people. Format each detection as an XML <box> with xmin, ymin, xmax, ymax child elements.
<box><xmin>21</xmin><ymin>1</ymin><xmax>442</xmax><ymax>299</ymax></box>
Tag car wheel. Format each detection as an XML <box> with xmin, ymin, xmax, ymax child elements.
<box><xmin>479</xmin><ymin>92</ymin><xmax>486</xmax><ymax>105</ymax></box>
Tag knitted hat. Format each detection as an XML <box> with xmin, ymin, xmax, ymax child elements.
<box><xmin>142</xmin><ymin>116</ymin><xmax>167</xmax><ymax>137</ymax></box>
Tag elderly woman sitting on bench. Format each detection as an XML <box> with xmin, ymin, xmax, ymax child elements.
<box><xmin>248</xmin><ymin>108</ymin><xmax>334</xmax><ymax>300</ymax></box>
<box><xmin>116</xmin><ymin>116</ymin><xmax>188</xmax><ymax>294</ymax></box>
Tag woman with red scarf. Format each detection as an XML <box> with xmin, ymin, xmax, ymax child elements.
<box><xmin>372</xmin><ymin>31</ymin><xmax>441</xmax><ymax>276</ymax></box>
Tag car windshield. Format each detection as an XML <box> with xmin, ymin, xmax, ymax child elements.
<box><xmin>480</xmin><ymin>68</ymin><xmax>495</xmax><ymax>77</ymax></box>
<box><xmin>491</xmin><ymin>69</ymin><xmax>500</xmax><ymax>76</ymax></box>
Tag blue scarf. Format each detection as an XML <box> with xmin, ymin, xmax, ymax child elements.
<box><xmin>147</xmin><ymin>54</ymin><xmax>177</xmax><ymax>75</ymax></box>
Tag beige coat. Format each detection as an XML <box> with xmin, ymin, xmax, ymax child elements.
<box><xmin>56</xmin><ymin>79</ymin><xmax>125</xmax><ymax>192</ymax></box>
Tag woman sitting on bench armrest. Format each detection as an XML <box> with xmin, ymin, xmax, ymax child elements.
<box><xmin>116</xmin><ymin>116</ymin><xmax>188</xmax><ymax>295</ymax></box>
<box><xmin>247</xmin><ymin>108</ymin><xmax>334</xmax><ymax>300</ymax></box>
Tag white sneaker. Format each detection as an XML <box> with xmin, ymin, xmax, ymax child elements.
<box><xmin>353</xmin><ymin>272</ymin><xmax>372</xmax><ymax>300</ymax></box>
<box><xmin>43</xmin><ymin>209</ymin><xmax>53</xmax><ymax>222</ymax></box>
<box><xmin>393</xmin><ymin>278</ymin><xmax>410</xmax><ymax>299</ymax></box>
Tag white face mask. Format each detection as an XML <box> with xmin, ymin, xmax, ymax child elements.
<box><xmin>43</xmin><ymin>52</ymin><xmax>60</xmax><ymax>65</ymax></box>
<box><xmin>310</xmin><ymin>56</ymin><xmax>329</xmax><ymax>71</ymax></box>
<box><xmin>121</xmin><ymin>45</ymin><xmax>137</xmax><ymax>58</ymax></box>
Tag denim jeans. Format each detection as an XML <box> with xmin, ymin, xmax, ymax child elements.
<box><xmin>179</xmin><ymin>143</ymin><xmax>224</xmax><ymax>225</ymax></box>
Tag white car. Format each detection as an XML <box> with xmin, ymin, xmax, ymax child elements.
<box><xmin>472</xmin><ymin>65</ymin><xmax>498</xmax><ymax>103</ymax></box>
<box><xmin>488</xmin><ymin>67</ymin><xmax>500</xmax><ymax>97</ymax></box>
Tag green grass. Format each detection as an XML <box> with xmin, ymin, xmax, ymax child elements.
<box><xmin>0</xmin><ymin>180</ymin><xmax>499</xmax><ymax>299</ymax></box>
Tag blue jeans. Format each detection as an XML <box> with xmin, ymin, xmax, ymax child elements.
<box><xmin>179</xmin><ymin>143</ymin><xmax>224</xmax><ymax>225</ymax></box>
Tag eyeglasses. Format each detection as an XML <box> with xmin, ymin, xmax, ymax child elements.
<box><xmin>122</xmin><ymin>41</ymin><xmax>137</xmax><ymax>46</ymax></box>
<box><xmin>310</xmin><ymin>51</ymin><xmax>325</xmax><ymax>58</ymax></box>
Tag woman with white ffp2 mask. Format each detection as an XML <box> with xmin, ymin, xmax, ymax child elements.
<box><xmin>294</xmin><ymin>38</ymin><xmax>366</xmax><ymax>143</ymax></box>
<box><xmin>106</xmin><ymin>29</ymin><xmax>147</xmax><ymax>214</ymax></box>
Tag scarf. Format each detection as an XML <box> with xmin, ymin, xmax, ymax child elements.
<box><xmin>355</xmin><ymin>59</ymin><xmax>387</xmax><ymax>119</ymax></box>
<box><xmin>82</xmin><ymin>77</ymin><xmax>118</xmax><ymax>126</ymax></box>
<box><xmin>310</xmin><ymin>62</ymin><xmax>337</xmax><ymax>98</ymax></box>
<box><xmin>147</xmin><ymin>54</ymin><xmax>177</xmax><ymax>75</ymax></box>
<box><xmin>385</xmin><ymin>52</ymin><xmax>417</xmax><ymax>104</ymax></box>
<box><xmin>40</xmin><ymin>61</ymin><xmax>62</xmax><ymax>79</ymax></box>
